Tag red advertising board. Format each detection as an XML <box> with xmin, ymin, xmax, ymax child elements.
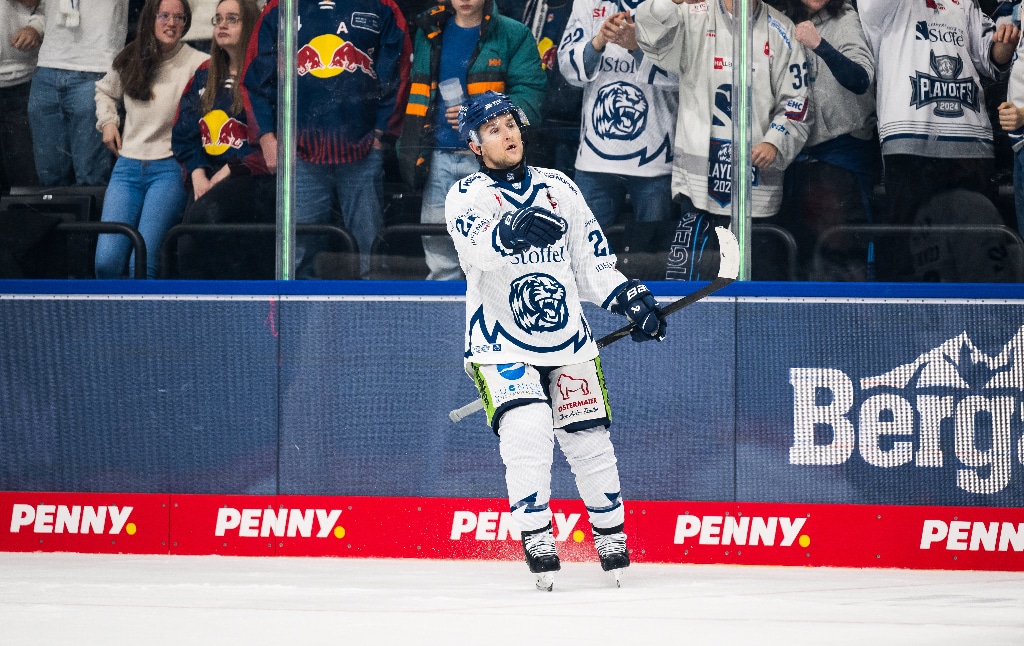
<box><xmin>2</xmin><ymin>492</ymin><xmax>1022</xmax><ymax>572</ymax></box>
<box><xmin>0</xmin><ymin>491</ymin><xmax>170</xmax><ymax>554</ymax></box>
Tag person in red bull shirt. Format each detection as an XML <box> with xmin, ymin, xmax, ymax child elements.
<box><xmin>93</xmin><ymin>0</ymin><xmax>208</xmax><ymax>278</ymax></box>
<box><xmin>396</xmin><ymin>0</ymin><xmax>545</xmax><ymax>281</ymax></box>
<box><xmin>242</xmin><ymin>0</ymin><xmax>412</xmax><ymax>278</ymax></box>
<box><xmin>172</xmin><ymin>0</ymin><xmax>273</xmax><ymax>279</ymax></box>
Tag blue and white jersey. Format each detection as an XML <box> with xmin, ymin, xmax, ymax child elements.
<box><xmin>858</xmin><ymin>0</ymin><xmax>1001</xmax><ymax>159</ymax></box>
<box><xmin>557</xmin><ymin>0</ymin><xmax>678</xmax><ymax>177</ymax></box>
<box><xmin>446</xmin><ymin>166</ymin><xmax>628</xmax><ymax>367</ymax></box>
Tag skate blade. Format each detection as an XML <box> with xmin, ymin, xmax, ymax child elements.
<box><xmin>535</xmin><ymin>572</ymin><xmax>555</xmax><ymax>591</ymax></box>
<box><xmin>609</xmin><ymin>568</ymin><xmax>622</xmax><ymax>588</ymax></box>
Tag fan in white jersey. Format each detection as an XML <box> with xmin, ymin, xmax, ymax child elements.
<box><xmin>858</xmin><ymin>0</ymin><xmax>1019</xmax><ymax>279</ymax></box>
<box><xmin>557</xmin><ymin>0</ymin><xmax>679</xmax><ymax>229</ymax></box>
<box><xmin>445</xmin><ymin>91</ymin><xmax>667</xmax><ymax>589</ymax></box>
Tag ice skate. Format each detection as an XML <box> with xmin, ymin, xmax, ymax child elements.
<box><xmin>522</xmin><ymin>523</ymin><xmax>560</xmax><ymax>591</ymax></box>
<box><xmin>594</xmin><ymin>525</ymin><xmax>629</xmax><ymax>586</ymax></box>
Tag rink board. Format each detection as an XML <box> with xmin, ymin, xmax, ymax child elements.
<box><xmin>1</xmin><ymin>492</ymin><xmax>1022</xmax><ymax>571</ymax></box>
<box><xmin>0</xmin><ymin>282</ymin><xmax>1022</xmax><ymax>570</ymax></box>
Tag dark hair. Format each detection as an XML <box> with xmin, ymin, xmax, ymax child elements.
<box><xmin>783</xmin><ymin>0</ymin><xmax>846</xmax><ymax>23</ymax></box>
<box><xmin>112</xmin><ymin>0</ymin><xmax>193</xmax><ymax>101</ymax></box>
<box><xmin>201</xmin><ymin>0</ymin><xmax>260</xmax><ymax>115</ymax></box>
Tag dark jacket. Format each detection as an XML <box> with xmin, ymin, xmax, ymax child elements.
<box><xmin>397</xmin><ymin>0</ymin><xmax>545</xmax><ymax>187</ymax></box>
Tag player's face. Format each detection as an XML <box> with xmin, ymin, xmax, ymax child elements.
<box><xmin>471</xmin><ymin>113</ymin><xmax>524</xmax><ymax>170</ymax></box>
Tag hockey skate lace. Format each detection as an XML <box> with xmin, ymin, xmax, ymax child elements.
<box><xmin>594</xmin><ymin>532</ymin><xmax>626</xmax><ymax>557</ymax></box>
<box><xmin>524</xmin><ymin>531</ymin><xmax>557</xmax><ymax>558</ymax></box>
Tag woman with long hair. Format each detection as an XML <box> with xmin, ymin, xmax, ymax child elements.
<box><xmin>171</xmin><ymin>0</ymin><xmax>275</xmax><ymax>279</ymax></box>
<box><xmin>94</xmin><ymin>0</ymin><xmax>208</xmax><ymax>278</ymax></box>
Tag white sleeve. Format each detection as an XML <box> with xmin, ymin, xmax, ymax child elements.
<box><xmin>552</xmin><ymin>173</ymin><xmax>628</xmax><ymax>307</ymax></box>
<box><xmin>965</xmin><ymin>4</ymin><xmax>1000</xmax><ymax>80</ymax></box>
<box><xmin>445</xmin><ymin>176</ymin><xmax>518</xmax><ymax>272</ymax></box>
<box><xmin>557</xmin><ymin>0</ymin><xmax>597</xmax><ymax>87</ymax></box>
<box><xmin>764</xmin><ymin>23</ymin><xmax>812</xmax><ymax>169</ymax></box>
<box><xmin>854</xmin><ymin>0</ymin><xmax>897</xmax><ymax>35</ymax></box>
<box><xmin>94</xmin><ymin>67</ymin><xmax>123</xmax><ymax>131</ymax></box>
<box><xmin>634</xmin><ymin>0</ymin><xmax>687</xmax><ymax>71</ymax></box>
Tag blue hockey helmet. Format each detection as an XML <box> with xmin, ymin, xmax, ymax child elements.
<box><xmin>457</xmin><ymin>91</ymin><xmax>530</xmax><ymax>146</ymax></box>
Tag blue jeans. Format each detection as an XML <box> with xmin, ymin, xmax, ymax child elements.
<box><xmin>573</xmin><ymin>170</ymin><xmax>675</xmax><ymax>229</ymax></box>
<box><xmin>28</xmin><ymin>67</ymin><xmax>114</xmax><ymax>186</ymax></box>
<box><xmin>421</xmin><ymin>149</ymin><xmax>479</xmax><ymax>280</ymax></box>
<box><xmin>293</xmin><ymin>150</ymin><xmax>383</xmax><ymax>279</ymax></box>
<box><xmin>95</xmin><ymin>156</ymin><xmax>187</xmax><ymax>278</ymax></box>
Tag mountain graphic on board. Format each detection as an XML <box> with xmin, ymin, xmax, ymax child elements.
<box><xmin>859</xmin><ymin>325</ymin><xmax>1024</xmax><ymax>391</ymax></box>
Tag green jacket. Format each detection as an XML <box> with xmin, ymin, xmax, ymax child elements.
<box><xmin>397</xmin><ymin>0</ymin><xmax>546</xmax><ymax>188</ymax></box>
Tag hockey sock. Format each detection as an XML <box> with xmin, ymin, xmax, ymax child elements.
<box><xmin>498</xmin><ymin>403</ymin><xmax>556</xmax><ymax>534</ymax></box>
<box><xmin>554</xmin><ymin>425</ymin><xmax>625</xmax><ymax>531</ymax></box>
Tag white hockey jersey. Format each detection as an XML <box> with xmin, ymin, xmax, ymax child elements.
<box><xmin>558</xmin><ymin>0</ymin><xmax>679</xmax><ymax>177</ymax></box>
<box><xmin>1005</xmin><ymin>31</ymin><xmax>1024</xmax><ymax>152</ymax></box>
<box><xmin>446</xmin><ymin>166</ymin><xmax>628</xmax><ymax>368</ymax></box>
<box><xmin>634</xmin><ymin>0</ymin><xmax>811</xmax><ymax>217</ymax></box>
<box><xmin>858</xmin><ymin>0</ymin><xmax>1001</xmax><ymax>158</ymax></box>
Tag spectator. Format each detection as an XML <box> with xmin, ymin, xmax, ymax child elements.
<box><xmin>858</xmin><ymin>0</ymin><xmax>1020</xmax><ymax>280</ymax></box>
<box><xmin>523</xmin><ymin>0</ymin><xmax>584</xmax><ymax>177</ymax></box>
<box><xmin>1</xmin><ymin>0</ymin><xmax>44</xmax><ymax>192</ymax></box>
<box><xmin>172</xmin><ymin>0</ymin><xmax>273</xmax><ymax>279</ymax></box>
<box><xmin>243</xmin><ymin>0</ymin><xmax>412</xmax><ymax>279</ymax></box>
<box><xmin>774</xmin><ymin>0</ymin><xmax>877</xmax><ymax>281</ymax></box>
<box><xmin>94</xmin><ymin>0</ymin><xmax>209</xmax><ymax>278</ymax></box>
<box><xmin>998</xmin><ymin>19</ymin><xmax>1024</xmax><ymax>239</ymax></box>
<box><xmin>558</xmin><ymin>0</ymin><xmax>678</xmax><ymax>230</ymax></box>
<box><xmin>28</xmin><ymin>0</ymin><xmax>128</xmax><ymax>187</ymax></box>
<box><xmin>634</xmin><ymin>0</ymin><xmax>811</xmax><ymax>280</ymax></box>
<box><xmin>397</xmin><ymin>0</ymin><xmax>545</xmax><ymax>280</ymax></box>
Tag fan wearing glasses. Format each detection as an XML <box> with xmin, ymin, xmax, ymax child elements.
<box><xmin>172</xmin><ymin>0</ymin><xmax>274</xmax><ymax>279</ymax></box>
<box><xmin>94</xmin><ymin>0</ymin><xmax>209</xmax><ymax>279</ymax></box>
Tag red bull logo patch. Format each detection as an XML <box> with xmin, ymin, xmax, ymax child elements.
<box><xmin>199</xmin><ymin>109</ymin><xmax>247</xmax><ymax>156</ymax></box>
<box><xmin>297</xmin><ymin>34</ymin><xmax>376</xmax><ymax>79</ymax></box>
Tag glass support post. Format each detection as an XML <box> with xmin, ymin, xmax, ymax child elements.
<box><xmin>275</xmin><ymin>2</ymin><xmax>297</xmax><ymax>280</ymax></box>
<box><xmin>731</xmin><ymin>0</ymin><xmax>753</xmax><ymax>280</ymax></box>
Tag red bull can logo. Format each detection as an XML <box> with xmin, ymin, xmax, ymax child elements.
<box><xmin>538</xmin><ymin>37</ymin><xmax>555</xmax><ymax>71</ymax></box>
<box><xmin>297</xmin><ymin>34</ymin><xmax>376</xmax><ymax>79</ymax></box>
<box><xmin>199</xmin><ymin>109</ymin><xmax>247</xmax><ymax>156</ymax></box>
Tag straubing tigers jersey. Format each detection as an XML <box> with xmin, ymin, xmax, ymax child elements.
<box><xmin>446</xmin><ymin>166</ymin><xmax>628</xmax><ymax>368</ymax></box>
<box><xmin>858</xmin><ymin>0</ymin><xmax>1002</xmax><ymax>158</ymax></box>
<box><xmin>634</xmin><ymin>0</ymin><xmax>811</xmax><ymax>217</ymax></box>
<box><xmin>558</xmin><ymin>0</ymin><xmax>678</xmax><ymax>177</ymax></box>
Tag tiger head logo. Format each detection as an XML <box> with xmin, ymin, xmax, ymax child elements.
<box><xmin>509</xmin><ymin>273</ymin><xmax>569</xmax><ymax>334</ymax></box>
<box><xmin>592</xmin><ymin>81</ymin><xmax>648</xmax><ymax>141</ymax></box>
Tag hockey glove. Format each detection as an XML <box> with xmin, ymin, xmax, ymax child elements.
<box><xmin>497</xmin><ymin>206</ymin><xmax>567</xmax><ymax>253</ymax></box>
<box><xmin>609</xmin><ymin>279</ymin><xmax>667</xmax><ymax>342</ymax></box>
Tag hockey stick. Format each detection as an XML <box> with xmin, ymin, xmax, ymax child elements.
<box><xmin>448</xmin><ymin>226</ymin><xmax>740</xmax><ymax>423</ymax></box>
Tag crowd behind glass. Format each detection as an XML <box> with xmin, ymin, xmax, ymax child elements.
<box><xmin>1</xmin><ymin>0</ymin><xmax>1023</xmax><ymax>282</ymax></box>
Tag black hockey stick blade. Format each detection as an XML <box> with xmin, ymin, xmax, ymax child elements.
<box><xmin>449</xmin><ymin>226</ymin><xmax>739</xmax><ymax>423</ymax></box>
<box><xmin>594</xmin><ymin>226</ymin><xmax>738</xmax><ymax>348</ymax></box>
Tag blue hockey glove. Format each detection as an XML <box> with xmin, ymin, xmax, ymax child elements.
<box><xmin>609</xmin><ymin>279</ymin><xmax>667</xmax><ymax>342</ymax></box>
<box><xmin>497</xmin><ymin>206</ymin><xmax>567</xmax><ymax>253</ymax></box>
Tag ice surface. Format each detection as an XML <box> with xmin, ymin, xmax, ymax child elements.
<box><xmin>1</xmin><ymin>553</ymin><xmax>1022</xmax><ymax>645</ymax></box>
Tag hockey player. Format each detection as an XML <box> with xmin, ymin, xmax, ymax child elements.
<box><xmin>445</xmin><ymin>91</ymin><xmax>667</xmax><ymax>590</ymax></box>
<box><xmin>634</xmin><ymin>0</ymin><xmax>811</xmax><ymax>280</ymax></box>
